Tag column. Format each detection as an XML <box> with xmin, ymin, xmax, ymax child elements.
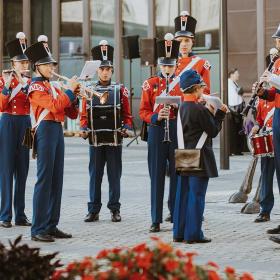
<box><xmin>52</xmin><ymin>0</ymin><xmax>60</xmax><ymax>68</ymax></box>
<box><xmin>23</xmin><ymin>0</ymin><xmax>31</xmax><ymax>44</ymax></box>
<box><xmin>83</xmin><ymin>0</ymin><xmax>91</xmax><ymax>61</ymax></box>
<box><xmin>114</xmin><ymin>0</ymin><xmax>123</xmax><ymax>83</ymax></box>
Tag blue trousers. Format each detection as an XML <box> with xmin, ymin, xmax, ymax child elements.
<box><xmin>273</xmin><ymin>108</ymin><xmax>280</xmax><ymax>192</ymax></box>
<box><xmin>31</xmin><ymin>121</ymin><xmax>64</xmax><ymax>236</ymax></box>
<box><xmin>173</xmin><ymin>176</ymin><xmax>209</xmax><ymax>241</ymax></box>
<box><xmin>0</xmin><ymin>114</ymin><xmax>30</xmax><ymax>223</ymax></box>
<box><xmin>259</xmin><ymin>157</ymin><xmax>276</xmax><ymax>215</ymax></box>
<box><xmin>148</xmin><ymin>119</ymin><xmax>178</xmax><ymax>224</ymax></box>
<box><xmin>88</xmin><ymin>145</ymin><xmax>122</xmax><ymax>213</ymax></box>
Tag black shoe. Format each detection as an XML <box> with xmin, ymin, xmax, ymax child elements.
<box><xmin>173</xmin><ymin>237</ymin><xmax>184</xmax><ymax>243</ymax></box>
<box><xmin>186</xmin><ymin>237</ymin><xmax>212</xmax><ymax>244</ymax></box>
<box><xmin>111</xmin><ymin>210</ymin><xmax>121</xmax><ymax>222</ymax></box>
<box><xmin>0</xmin><ymin>221</ymin><xmax>12</xmax><ymax>228</ymax></box>
<box><xmin>15</xmin><ymin>219</ymin><xmax>32</xmax><ymax>226</ymax></box>
<box><xmin>267</xmin><ymin>225</ymin><xmax>280</xmax><ymax>234</ymax></box>
<box><xmin>149</xmin><ymin>223</ymin><xmax>160</xmax><ymax>233</ymax></box>
<box><xmin>84</xmin><ymin>212</ymin><xmax>99</xmax><ymax>222</ymax></box>
<box><xmin>269</xmin><ymin>235</ymin><xmax>280</xmax><ymax>244</ymax></box>
<box><xmin>48</xmin><ymin>228</ymin><xmax>72</xmax><ymax>239</ymax></box>
<box><xmin>31</xmin><ymin>234</ymin><xmax>55</xmax><ymax>242</ymax></box>
<box><xmin>254</xmin><ymin>214</ymin><xmax>270</xmax><ymax>223</ymax></box>
<box><xmin>165</xmin><ymin>214</ymin><xmax>171</xmax><ymax>222</ymax></box>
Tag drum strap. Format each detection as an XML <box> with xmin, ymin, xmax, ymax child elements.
<box><xmin>263</xmin><ymin>107</ymin><xmax>275</xmax><ymax>128</ymax></box>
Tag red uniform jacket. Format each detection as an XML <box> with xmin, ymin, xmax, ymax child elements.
<box><xmin>80</xmin><ymin>83</ymin><xmax>133</xmax><ymax>129</ymax></box>
<box><xmin>0</xmin><ymin>76</ymin><xmax>30</xmax><ymax>115</ymax></box>
<box><xmin>139</xmin><ymin>75</ymin><xmax>183</xmax><ymax>124</ymax></box>
<box><xmin>264</xmin><ymin>58</ymin><xmax>280</xmax><ymax>107</ymax></box>
<box><xmin>255</xmin><ymin>98</ymin><xmax>275</xmax><ymax>129</ymax></box>
<box><xmin>176</xmin><ymin>55</ymin><xmax>211</xmax><ymax>95</ymax></box>
<box><xmin>28</xmin><ymin>77</ymin><xmax>78</xmax><ymax>123</ymax></box>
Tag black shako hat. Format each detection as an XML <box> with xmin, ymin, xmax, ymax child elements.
<box><xmin>24</xmin><ymin>35</ymin><xmax>57</xmax><ymax>66</ymax></box>
<box><xmin>5</xmin><ymin>32</ymin><xmax>28</xmax><ymax>61</ymax></box>
<box><xmin>174</xmin><ymin>11</ymin><xmax>197</xmax><ymax>38</ymax></box>
<box><xmin>272</xmin><ymin>24</ymin><xmax>280</xmax><ymax>39</ymax></box>
<box><xmin>157</xmin><ymin>33</ymin><xmax>180</xmax><ymax>66</ymax></box>
<box><xmin>91</xmin><ymin>40</ymin><xmax>114</xmax><ymax>67</ymax></box>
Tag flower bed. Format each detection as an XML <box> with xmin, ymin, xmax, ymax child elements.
<box><xmin>52</xmin><ymin>237</ymin><xmax>254</xmax><ymax>280</ymax></box>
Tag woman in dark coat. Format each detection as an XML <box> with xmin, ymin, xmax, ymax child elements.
<box><xmin>173</xmin><ymin>69</ymin><xmax>227</xmax><ymax>243</ymax></box>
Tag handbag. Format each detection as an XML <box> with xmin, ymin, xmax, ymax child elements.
<box><xmin>175</xmin><ymin>111</ymin><xmax>208</xmax><ymax>173</ymax></box>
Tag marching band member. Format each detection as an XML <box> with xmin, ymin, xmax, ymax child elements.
<box><xmin>139</xmin><ymin>33</ymin><xmax>182</xmax><ymax>233</ymax></box>
<box><xmin>173</xmin><ymin>69</ymin><xmax>227</xmax><ymax>243</ymax></box>
<box><xmin>251</xmin><ymin>98</ymin><xmax>275</xmax><ymax>223</ymax></box>
<box><xmin>165</xmin><ymin>10</ymin><xmax>212</xmax><ymax>224</ymax></box>
<box><xmin>0</xmin><ymin>32</ymin><xmax>31</xmax><ymax>228</ymax></box>
<box><xmin>174</xmin><ymin>11</ymin><xmax>211</xmax><ymax>94</ymax></box>
<box><xmin>25</xmin><ymin>36</ymin><xmax>80</xmax><ymax>242</ymax></box>
<box><xmin>81</xmin><ymin>40</ymin><xmax>132</xmax><ymax>223</ymax></box>
<box><xmin>255</xmin><ymin>24</ymin><xmax>280</xmax><ymax>244</ymax></box>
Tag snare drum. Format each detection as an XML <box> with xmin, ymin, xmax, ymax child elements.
<box><xmin>250</xmin><ymin>130</ymin><xmax>274</xmax><ymax>157</ymax></box>
<box><xmin>87</xmin><ymin>84</ymin><xmax>123</xmax><ymax>146</ymax></box>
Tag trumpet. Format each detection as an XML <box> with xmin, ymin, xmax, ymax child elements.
<box><xmin>52</xmin><ymin>72</ymin><xmax>109</xmax><ymax>104</ymax></box>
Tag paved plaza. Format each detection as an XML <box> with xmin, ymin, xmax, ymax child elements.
<box><xmin>0</xmin><ymin>137</ymin><xmax>280</xmax><ymax>280</ymax></box>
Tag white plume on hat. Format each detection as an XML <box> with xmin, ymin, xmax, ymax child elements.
<box><xmin>16</xmin><ymin>32</ymin><xmax>26</xmax><ymax>40</ymax></box>
<box><xmin>99</xmin><ymin>40</ymin><xmax>108</xmax><ymax>45</ymax></box>
<box><xmin>37</xmin><ymin>35</ymin><xmax>48</xmax><ymax>42</ymax></box>
<box><xmin>270</xmin><ymin>47</ymin><xmax>279</xmax><ymax>56</ymax></box>
<box><xmin>164</xmin><ymin>33</ymin><xmax>174</xmax><ymax>41</ymax></box>
<box><xmin>180</xmin><ymin>11</ymin><xmax>190</xmax><ymax>16</ymax></box>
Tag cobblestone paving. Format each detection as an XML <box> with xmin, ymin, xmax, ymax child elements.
<box><xmin>0</xmin><ymin>137</ymin><xmax>280</xmax><ymax>280</ymax></box>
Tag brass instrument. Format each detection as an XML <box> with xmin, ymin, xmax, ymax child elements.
<box><xmin>52</xmin><ymin>71</ymin><xmax>109</xmax><ymax>104</ymax></box>
<box><xmin>163</xmin><ymin>74</ymin><xmax>171</xmax><ymax>143</ymax></box>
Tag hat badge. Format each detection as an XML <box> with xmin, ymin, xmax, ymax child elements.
<box><xmin>38</xmin><ymin>35</ymin><xmax>52</xmax><ymax>57</ymax></box>
<box><xmin>16</xmin><ymin>32</ymin><xmax>27</xmax><ymax>53</ymax></box>
<box><xmin>180</xmin><ymin>11</ymin><xmax>189</xmax><ymax>31</ymax></box>
<box><xmin>99</xmin><ymin>40</ymin><xmax>108</xmax><ymax>60</ymax></box>
<box><xmin>164</xmin><ymin>33</ymin><xmax>174</xmax><ymax>58</ymax></box>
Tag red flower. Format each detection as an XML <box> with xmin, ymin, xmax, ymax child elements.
<box><xmin>175</xmin><ymin>249</ymin><xmax>184</xmax><ymax>258</ymax></box>
<box><xmin>98</xmin><ymin>271</ymin><xmax>109</xmax><ymax>280</ymax></box>
<box><xmin>208</xmin><ymin>270</ymin><xmax>221</xmax><ymax>280</ymax></box>
<box><xmin>82</xmin><ymin>276</ymin><xmax>94</xmax><ymax>280</ymax></box>
<box><xmin>225</xmin><ymin>266</ymin><xmax>236</xmax><ymax>275</ymax></box>
<box><xmin>52</xmin><ymin>270</ymin><xmax>64</xmax><ymax>280</ymax></box>
<box><xmin>80</xmin><ymin>257</ymin><xmax>93</xmax><ymax>270</ymax></box>
<box><xmin>240</xmin><ymin>272</ymin><xmax>254</xmax><ymax>280</ymax></box>
<box><xmin>96</xmin><ymin>249</ymin><xmax>109</xmax><ymax>259</ymax></box>
<box><xmin>157</xmin><ymin>241</ymin><xmax>173</xmax><ymax>254</ymax></box>
<box><xmin>136</xmin><ymin>252</ymin><xmax>153</xmax><ymax>270</ymax></box>
<box><xmin>207</xmin><ymin>261</ymin><xmax>220</xmax><ymax>270</ymax></box>
<box><xmin>164</xmin><ymin>259</ymin><xmax>179</xmax><ymax>272</ymax></box>
<box><xmin>66</xmin><ymin>262</ymin><xmax>76</xmax><ymax>272</ymax></box>
<box><xmin>112</xmin><ymin>261</ymin><xmax>123</xmax><ymax>268</ymax></box>
<box><xmin>132</xmin><ymin>243</ymin><xmax>147</xmax><ymax>253</ymax></box>
<box><xmin>112</xmin><ymin>247</ymin><xmax>122</xmax><ymax>254</ymax></box>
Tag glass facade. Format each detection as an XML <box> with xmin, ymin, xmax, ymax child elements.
<box><xmin>60</xmin><ymin>0</ymin><xmax>84</xmax><ymax>78</ymax></box>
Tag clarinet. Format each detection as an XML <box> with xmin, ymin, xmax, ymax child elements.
<box><xmin>163</xmin><ymin>74</ymin><xmax>171</xmax><ymax>143</ymax></box>
<box><xmin>241</xmin><ymin>52</ymin><xmax>279</xmax><ymax>117</ymax></box>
